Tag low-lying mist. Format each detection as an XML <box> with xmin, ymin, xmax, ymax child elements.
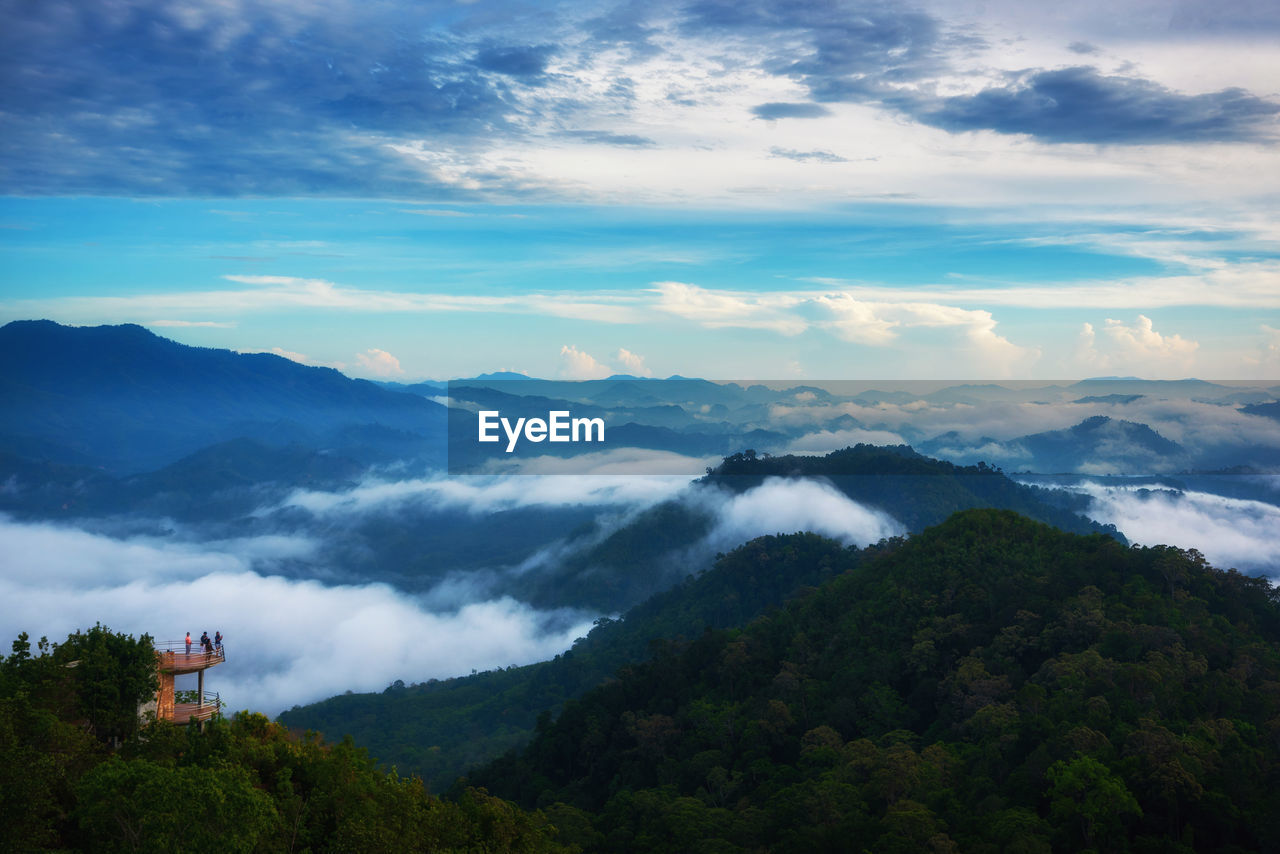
<box><xmin>0</xmin><ymin>515</ymin><xmax>595</xmax><ymax>715</ymax></box>
<box><xmin>1034</xmin><ymin>481</ymin><xmax>1280</xmax><ymax>576</ymax></box>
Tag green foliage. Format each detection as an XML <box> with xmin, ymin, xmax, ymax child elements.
<box><xmin>1046</xmin><ymin>755</ymin><xmax>1141</xmax><ymax>850</ymax></box>
<box><xmin>282</xmin><ymin>445</ymin><xmax>1121</xmax><ymax>792</ymax></box>
<box><xmin>284</xmin><ymin>531</ymin><xmax>874</xmax><ymax>792</ymax></box>
<box><xmin>469</xmin><ymin>509</ymin><xmax>1280</xmax><ymax>852</ymax></box>
<box><xmin>1</xmin><ymin>628</ymin><xmax>569</xmax><ymax>853</ymax></box>
<box><xmin>73</xmin><ymin>758</ymin><xmax>277</xmax><ymax>853</ymax></box>
<box><xmin>57</xmin><ymin>624</ymin><xmax>158</xmax><ymax>743</ymax></box>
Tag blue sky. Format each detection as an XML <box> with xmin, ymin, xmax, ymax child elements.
<box><xmin>2</xmin><ymin>0</ymin><xmax>1278</xmax><ymax>380</ymax></box>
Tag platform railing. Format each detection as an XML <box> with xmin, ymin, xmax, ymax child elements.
<box><xmin>156</xmin><ymin>639</ymin><xmax>226</xmax><ymax>654</ymax></box>
<box><xmin>173</xmin><ymin>690</ymin><xmax>222</xmax><ymax>723</ymax></box>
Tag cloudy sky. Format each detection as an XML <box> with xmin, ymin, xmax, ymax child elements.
<box><xmin>2</xmin><ymin>0</ymin><xmax>1278</xmax><ymax>379</ymax></box>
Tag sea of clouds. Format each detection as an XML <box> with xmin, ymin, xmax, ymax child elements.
<box><xmin>0</xmin><ymin>470</ymin><xmax>908</xmax><ymax>714</ymax></box>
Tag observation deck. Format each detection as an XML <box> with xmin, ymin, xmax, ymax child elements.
<box><xmin>153</xmin><ymin>640</ymin><xmax>225</xmax><ymax>724</ymax></box>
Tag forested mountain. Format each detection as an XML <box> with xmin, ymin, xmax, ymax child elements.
<box><xmin>279</xmin><ymin>447</ymin><xmax>1121</xmax><ymax>790</ymax></box>
<box><xmin>0</xmin><ymin>626</ymin><xmax>568</xmax><ymax>852</ymax></box>
<box><xmin>280</xmin><ymin>532</ymin><xmax>886</xmax><ymax>792</ymax></box>
<box><xmin>471</xmin><ymin>510</ymin><xmax>1280</xmax><ymax>852</ymax></box>
<box><xmin>507</xmin><ymin>445</ymin><xmax>1120</xmax><ymax>610</ymax></box>
<box><xmin>0</xmin><ymin>320</ymin><xmax>444</xmax><ymax>473</ymax></box>
<box><xmin>702</xmin><ymin>445</ymin><xmax>1116</xmax><ymax>535</ymax></box>
<box><xmin>0</xmin><ymin>438</ymin><xmax>367</xmax><ymax>520</ymax></box>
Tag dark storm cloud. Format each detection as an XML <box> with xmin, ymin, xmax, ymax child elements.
<box><xmin>750</xmin><ymin>102</ymin><xmax>832</xmax><ymax>120</ymax></box>
<box><xmin>0</xmin><ymin>0</ymin><xmax>553</xmax><ymax>196</ymax></box>
<box><xmin>916</xmin><ymin>67</ymin><xmax>1280</xmax><ymax>144</ymax></box>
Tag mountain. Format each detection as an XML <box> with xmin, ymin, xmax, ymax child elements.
<box><xmin>0</xmin><ymin>320</ymin><xmax>445</xmax><ymax>473</ymax></box>
<box><xmin>280</xmin><ymin>446</ymin><xmax>1120</xmax><ymax>789</ymax></box>
<box><xmin>700</xmin><ymin>445</ymin><xmax>1117</xmax><ymax>536</ymax></box>
<box><xmin>471</xmin><ymin>510</ymin><xmax>1280</xmax><ymax>853</ymax></box>
<box><xmin>279</xmin><ymin>531</ymin><xmax>879</xmax><ymax>792</ymax></box>
<box><xmin>921</xmin><ymin>415</ymin><xmax>1187</xmax><ymax>474</ymax></box>
<box><xmin>1068</xmin><ymin>377</ymin><xmax>1232</xmax><ymax>399</ymax></box>
<box><xmin>1242</xmin><ymin>400</ymin><xmax>1280</xmax><ymax>422</ymax></box>
<box><xmin>1012</xmin><ymin>415</ymin><xmax>1186</xmax><ymax>473</ymax></box>
<box><xmin>0</xmin><ymin>438</ymin><xmax>365</xmax><ymax>520</ymax></box>
<box><xmin>486</xmin><ymin>444</ymin><xmax>1119</xmax><ymax>611</ymax></box>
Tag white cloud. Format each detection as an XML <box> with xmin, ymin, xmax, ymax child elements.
<box><xmin>1058</xmin><ymin>484</ymin><xmax>1280</xmax><ymax>576</ymax></box>
<box><xmin>785</xmin><ymin>428</ymin><xmax>910</xmax><ymax>455</ymax></box>
<box><xmin>354</xmin><ymin>347</ymin><xmax>404</xmax><ymax>377</ymax></box>
<box><xmin>559</xmin><ymin>344</ymin><xmax>611</xmax><ymax>380</ymax></box>
<box><xmin>653</xmin><ymin>281</ymin><xmax>808</xmax><ymax>334</ymax></box>
<box><xmin>616</xmin><ymin>347</ymin><xmax>653</xmax><ymax>377</ymax></box>
<box><xmin>0</xmin><ymin>516</ymin><xmax>594</xmax><ymax>715</ymax></box>
<box><xmin>1076</xmin><ymin>315</ymin><xmax>1198</xmax><ymax>376</ymax></box>
<box><xmin>478</xmin><ymin>449</ymin><xmax>717</xmax><ymax>477</ymax></box>
<box><xmin>697</xmin><ymin>478</ymin><xmax>905</xmax><ymax>552</ymax></box>
<box><xmin>280</xmin><ymin>473</ymin><xmax>689</xmax><ymax>517</ymax></box>
<box><xmin>806</xmin><ymin>260</ymin><xmax>1280</xmax><ymax>311</ymax></box>
<box><xmin>146</xmin><ymin>320</ymin><xmax>235</xmax><ymax>328</ymax></box>
<box><xmin>1107</xmin><ymin>314</ymin><xmax>1197</xmax><ymax>362</ymax></box>
<box><xmin>269</xmin><ymin>346</ymin><xmax>314</xmax><ymax>365</ymax></box>
<box><xmin>653</xmin><ymin>283</ymin><xmax>1035</xmax><ymax>371</ymax></box>
<box><xmin>1246</xmin><ymin>324</ymin><xmax>1280</xmax><ymax>371</ymax></box>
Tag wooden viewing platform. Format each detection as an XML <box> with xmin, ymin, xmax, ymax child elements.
<box><xmin>152</xmin><ymin>640</ymin><xmax>225</xmax><ymax>725</ymax></box>
<box><xmin>172</xmin><ymin>690</ymin><xmax>221</xmax><ymax>725</ymax></box>
<box><xmin>157</xmin><ymin>647</ymin><xmax>226</xmax><ymax>674</ymax></box>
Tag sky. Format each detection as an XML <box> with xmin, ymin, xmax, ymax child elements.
<box><xmin>2</xmin><ymin>0</ymin><xmax>1279</xmax><ymax>380</ymax></box>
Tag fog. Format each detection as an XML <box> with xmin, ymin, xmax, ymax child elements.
<box><xmin>0</xmin><ymin>516</ymin><xmax>594</xmax><ymax>715</ymax></box>
<box><xmin>280</xmin><ymin>470</ymin><xmax>692</xmax><ymax>517</ymax></box>
<box><xmin>1043</xmin><ymin>483</ymin><xmax>1280</xmax><ymax>576</ymax></box>
<box><xmin>8</xmin><ymin>448</ymin><xmax>1278</xmax><ymax>718</ymax></box>
<box><xmin>694</xmin><ymin>477</ymin><xmax>905</xmax><ymax>554</ymax></box>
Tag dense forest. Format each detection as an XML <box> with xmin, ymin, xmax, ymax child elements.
<box><xmin>469</xmin><ymin>510</ymin><xmax>1280</xmax><ymax>852</ymax></box>
<box><xmin>281</xmin><ymin>531</ymin><xmax>882</xmax><ymax>792</ymax></box>
<box><xmin>0</xmin><ymin>626</ymin><xmax>568</xmax><ymax>853</ymax></box>
<box><xmin>282</xmin><ymin>446</ymin><xmax>1122</xmax><ymax>788</ymax></box>
<box><xmin>8</xmin><ymin>507</ymin><xmax>1280</xmax><ymax>851</ymax></box>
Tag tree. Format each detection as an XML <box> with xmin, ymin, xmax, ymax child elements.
<box><xmin>56</xmin><ymin>624</ymin><xmax>157</xmax><ymax>744</ymax></box>
<box><xmin>1046</xmin><ymin>755</ymin><xmax>1141</xmax><ymax>850</ymax></box>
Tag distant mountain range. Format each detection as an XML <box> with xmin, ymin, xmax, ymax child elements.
<box><xmin>3</xmin><ymin>320</ymin><xmax>1276</xmax><ymax>485</ymax></box>
<box><xmin>0</xmin><ymin>320</ymin><xmax>445</xmax><ymax>474</ymax></box>
<box><xmin>920</xmin><ymin>414</ymin><xmax>1189</xmax><ymax>474</ymax></box>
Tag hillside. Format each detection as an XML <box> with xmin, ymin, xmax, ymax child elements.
<box><xmin>279</xmin><ymin>447</ymin><xmax>1121</xmax><ymax>790</ymax></box>
<box><xmin>280</xmin><ymin>532</ymin><xmax>883</xmax><ymax>792</ymax></box>
<box><xmin>503</xmin><ymin>445</ymin><xmax>1120</xmax><ymax>610</ymax></box>
<box><xmin>0</xmin><ymin>320</ymin><xmax>444</xmax><ymax>473</ymax></box>
<box><xmin>471</xmin><ymin>510</ymin><xmax>1280</xmax><ymax>852</ymax></box>
<box><xmin>0</xmin><ymin>438</ymin><xmax>367</xmax><ymax>520</ymax></box>
<box><xmin>0</xmin><ymin>626</ymin><xmax>568</xmax><ymax>852</ymax></box>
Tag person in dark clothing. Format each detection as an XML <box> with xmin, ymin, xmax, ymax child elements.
<box><xmin>214</xmin><ymin>631</ymin><xmax>223</xmax><ymax>653</ymax></box>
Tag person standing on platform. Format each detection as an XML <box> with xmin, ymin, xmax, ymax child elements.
<box><xmin>214</xmin><ymin>631</ymin><xmax>222</xmax><ymax>653</ymax></box>
<box><xmin>185</xmin><ymin>631</ymin><xmax>192</xmax><ymax>654</ymax></box>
